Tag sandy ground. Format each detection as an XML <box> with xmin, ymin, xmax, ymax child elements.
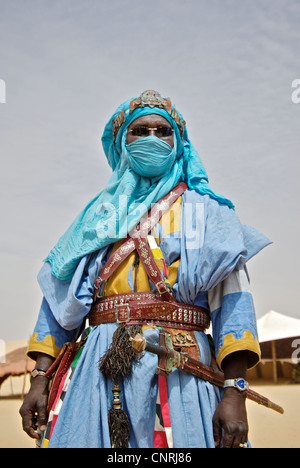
<box><xmin>0</xmin><ymin>381</ymin><xmax>299</xmax><ymax>448</ymax></box>
<box><xmin>247</xmin><ymin>382</ymin><xmax>300</xmax><ymax>448</ymax></box>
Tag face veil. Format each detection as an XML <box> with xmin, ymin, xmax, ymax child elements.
<box><xmin>125</xmin><ymin>135</ymin><xmax>176</xmax><ymax>177</ymax></box>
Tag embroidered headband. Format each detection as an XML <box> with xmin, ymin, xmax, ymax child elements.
<box><xmin>112</xmin><ymin>90</ymin><xmax>186</xmax><ymax>143</ymax></box>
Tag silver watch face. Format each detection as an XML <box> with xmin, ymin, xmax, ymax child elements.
<box><xmin>236</xmin><ymin>378</ymin><xmax>248</xmax><ymax>391</ymax></box>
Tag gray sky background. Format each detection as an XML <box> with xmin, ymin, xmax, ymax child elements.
<box><xmin>0</xmin><ymin>0</ymin><xmax>299</xmax><ymax>341</ymax></box>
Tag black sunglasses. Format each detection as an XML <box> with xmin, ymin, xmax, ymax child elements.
<box><xmin>128</xmin><ymin>125</ymin><xmax>174</xmax><ymax>138</ymax></box>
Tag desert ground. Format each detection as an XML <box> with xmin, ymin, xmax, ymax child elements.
<box><xmin>0</xmin><ymin>380</ymin><xmax>299</xmax><ymax>448</ymax></box>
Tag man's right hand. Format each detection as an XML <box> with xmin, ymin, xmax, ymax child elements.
<box><xmin>19</xmin><ymin>353</ymin><xmax>54</xmax><ymax>440</ymax></box>
<box><xmin>19</xmin><ymin>375</ymin><xmax>50</xmax><ymax>439</ymax></box>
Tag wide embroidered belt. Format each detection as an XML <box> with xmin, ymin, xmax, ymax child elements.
<box><xmin>88</xmin><ymin>292</ymin><xmax>211</xmax><ymax>332</ymax></box>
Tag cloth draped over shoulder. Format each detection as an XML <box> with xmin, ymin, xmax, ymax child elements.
<box><xmin>44</xmin><ymin>90</ymin><xmax>236</xmax><ymax>282</ymax></box>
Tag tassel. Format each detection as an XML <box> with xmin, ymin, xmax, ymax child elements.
<box><xmin>108</xmin><ymin>383</ymin><xmax>130</xmax><ymax>448</ymax></box>
<box><xmin>99</xmin><ymin>324</ymin><xmax>142</xmax><ymax>382</ymax></box>
<box><xmin>100</xmin><ymin>324</ymin><xmax>142</xmax><ymax>448</ymax></box>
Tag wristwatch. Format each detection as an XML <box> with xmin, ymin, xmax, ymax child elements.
<box><xmin>223</xmin><ymin>378</ymin><xmax>249</xmax><ymax>392</ymax></box>
<box><xmin>31</xmin><ymin>368</ymin><xmax>48</xmax><ymax>379</ymax></box>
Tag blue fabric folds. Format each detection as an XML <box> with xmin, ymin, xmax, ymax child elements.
<box><xmin>45</xmin><ymin>92</ymin><xmax>235</xmax><ymax>282</ymax></box>
<box><xmin>48</xmin><ymin>326</ymin><xmax>221</xmax><ymax>448</ymax></box>
<box><xmin>176</xmin><ymin>190</ymin><xmax>271</xmax><ymax>302</ymax></box>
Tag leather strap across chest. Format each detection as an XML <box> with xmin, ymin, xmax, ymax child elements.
<box><xmin>93</xmin><ymin>182</ymin><xmax>187</xmax><ymax>300</ymax></box>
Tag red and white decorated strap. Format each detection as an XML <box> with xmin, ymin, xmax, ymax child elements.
<box><xmin>154</xmin><ymin>375</ymin><xmax>173</xmax><ymax>448</ymax></box>
<box><xmin>94</xmin><ymin>182</ymin><xmax>187</xmax><ymax>293</ymax></box>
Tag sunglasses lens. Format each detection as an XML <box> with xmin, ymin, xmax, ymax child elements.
<box><xmin>131</xmin><ymin>126</ymin><xmax>149</xmax><ymax>137</ymax></box>
<box><xmin>156</xmin><ymin>126</ymin><xmax>173</xmax><ymax>138</ymax></box>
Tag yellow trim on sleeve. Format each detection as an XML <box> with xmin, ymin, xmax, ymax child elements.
<box><xmin>27</xmin><ymin>333</ymin><xmax>61</xmax><ymax>360</ymax></box>
<box><xmin>216</xmin><ymin>330</ymin><xmax>261</xmax><ymax>371</ymax></box>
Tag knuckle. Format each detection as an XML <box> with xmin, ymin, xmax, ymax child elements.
<box><xmin>36</xmin><ymin>401</ymin><xmax>47</xmax><ymax>415</ymax></box>
<box><xmin>36</xmin><ymin>399</ymin><xmax>46</xmax><ymax>410</ymax></box>
<box><xmin>226</xmin><ymin>421</ymin><xmax>245</xmax><ymax>435</ymax></box>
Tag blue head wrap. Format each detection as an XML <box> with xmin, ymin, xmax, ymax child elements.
<box><xmin>45</xmin><ymin>90</ymin><xmax>234</xmax><ymax>281</ymax></box>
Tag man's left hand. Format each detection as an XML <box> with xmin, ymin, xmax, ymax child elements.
<box><xmin>212</xmin><ymin>387</ymin><xmax>248</xmax><ymax>448</ymax></box>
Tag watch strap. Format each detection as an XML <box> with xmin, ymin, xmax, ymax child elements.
<box><xmin>31</xmin><ymin>368</ymin><xmax>48</xmax><ymax>379</ymax></box>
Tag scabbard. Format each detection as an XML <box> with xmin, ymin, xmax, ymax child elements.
<box><xmin>130</xmin><ymin>333</ymin><xmax>284</xmax><ymax>415</ymax></box>
<box><xmin>180</xmin><ymin>352</ymin><xmax>284</xmax><ymax>414</ymax></box>
<box><xmin>246</xmin><ymin>388</ymin><xmax>284</xmax><ymax>414</ymax></box>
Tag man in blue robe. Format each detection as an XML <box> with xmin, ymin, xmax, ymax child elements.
<box><xmin>20</xmin><ymin>90</ymin><xmax>270</xmax><ymax>448</ymax></box>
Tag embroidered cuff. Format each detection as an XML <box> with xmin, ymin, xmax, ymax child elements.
<box><xmin>27</xmin><ymin>333</ymin><xmax>61</xmax><ymax>360</ymax></box>
<box><xmin>216</xmin><ymin>330</ymin><xmax>261</xmax><ymax>371</ymax></box>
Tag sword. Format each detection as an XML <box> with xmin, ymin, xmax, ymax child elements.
<box><xmin>130</xmin><ymin>331</ymin><xmax>284</xmax><ymax>415</ymax></box>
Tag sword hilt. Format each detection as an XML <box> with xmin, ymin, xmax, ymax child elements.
<box><xmin>130</xmin><ymin>331</ymin><xmax>185</xmax><ymax>376</ymax></box>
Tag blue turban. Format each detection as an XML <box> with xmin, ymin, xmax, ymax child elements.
<box><xmin>45</xmin><ymin>90</ymin><xmax>234</xmax><ymax>281</ymax></box>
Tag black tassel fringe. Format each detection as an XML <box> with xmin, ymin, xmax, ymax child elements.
<box><xmin>100</xmin><ymin>324</ymin><xmax>142</xmax><ymax>448</ymax></box>
<box><xmin>99</xmin><ymin>324</ymin><xmax>142</xmax><ymax>382</ymax></box>
<box><xmin>108</xmin><ymin>407</ymin><xmax>130</xmax><ymax>448</ymax></box>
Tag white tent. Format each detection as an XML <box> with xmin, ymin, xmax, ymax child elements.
<box><xmin>257</xmin><ymin>310</ymin><xmax>300</xmax><ymax>343</ymax></box>
<box><xmin>257</xmin><ymin>310</ymin><xmax>300</xmax><ymax>383</ymax></box>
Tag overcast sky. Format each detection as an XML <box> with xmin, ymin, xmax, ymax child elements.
<box><xmin>0</xmin><ymin>0</ymin><xmax>299</xmax><ymax>341</ymax></box>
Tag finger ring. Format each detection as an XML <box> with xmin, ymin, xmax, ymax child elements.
<box><xmin>239</xmin><ymin>442</ymin><xmax>248</xmax><ymax>448</ymax></box>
